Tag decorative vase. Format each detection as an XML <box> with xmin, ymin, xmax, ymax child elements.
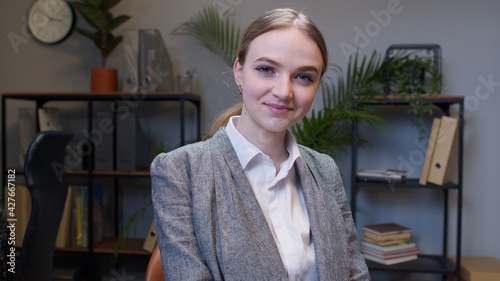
<box><xmin>91</xmin><ymin>68</ymin><xmax>118</xmax><ymax>92</ymax></box>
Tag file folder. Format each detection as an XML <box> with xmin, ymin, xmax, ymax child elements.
<box><xmin>143</xmin><ymin>219</ymin><xmax>157</xmax><ymax>253</ymax></box>
<box><xmin>427</xmin><ymin>116</ymin><xmax>458</xmax><ymax>185</ymax></box>
<box><xmin>94</xmin><ymin>112</ymin><xmax>114</xmax><ymax>171</ymax></box>
<box><xmin>419</xmin><ymin>118</ymin><xmax>441</xmax><ymax>185</ymax></box>
<box><xmin>116</xmin><ymin>111</ymin><xmax>149</xmax><ymax>171</ymax></box>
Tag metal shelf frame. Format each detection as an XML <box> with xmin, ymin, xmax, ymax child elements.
<box><xmin>350</xmin><ymin>95</ymin><xmax>464</xmax><ymax>280</ymax></box>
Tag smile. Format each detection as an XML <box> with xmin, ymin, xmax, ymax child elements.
<box><xmin>265</xmin><ymin>103</ymin><xmax>292</xmax><ymax>115</ymax></box>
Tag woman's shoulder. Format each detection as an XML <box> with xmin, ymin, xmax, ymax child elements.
<box><xmin>152</xmin><ymin>140</ymin><xmax>209</xmax><ymax>165</ymax></box>
<box><xmin>298</xmin><ymin>145</ymin><xmax>336</xmax><ymax>166</ymax></box>
<box><xmin>151</xmin><ymin>129</ymin><xmax>228</xmax><ymax>169</ymax></box>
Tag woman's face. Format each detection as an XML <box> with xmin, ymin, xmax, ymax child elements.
<box><xmin>233</xmin><ymin>27</ymin><xmax>323</xmax><ymax>137</ymax></box>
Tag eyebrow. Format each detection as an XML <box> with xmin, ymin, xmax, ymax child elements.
<box><xmin>255</xmin><ymin>57</ymin><xmax>320</xmax><ymax>74</ymax></box>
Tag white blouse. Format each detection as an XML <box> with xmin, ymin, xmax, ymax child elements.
<box><xmin>226</xmin><ymin>116</ymin><xmax>318</xmax><ymax>281</ymax></box>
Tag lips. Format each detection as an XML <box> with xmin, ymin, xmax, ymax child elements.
<box><xmin>265</xmin><ymin>103</ymin><xmax>292</xmax><ymax>115</ymax></box>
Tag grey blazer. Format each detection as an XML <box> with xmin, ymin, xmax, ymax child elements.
<box><xmin>151</xmin><ymin>129</ymin><xmax>370</xmax><ymax>281</ymax></box>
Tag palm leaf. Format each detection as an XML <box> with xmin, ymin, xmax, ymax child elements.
<box><xmin>171</xmin><ymin>5</ymin><xmax>240</xmax><ymax>67</ymax></box>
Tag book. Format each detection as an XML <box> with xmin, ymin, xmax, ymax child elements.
<box><xmin>362</xmin><ymin>247</ymin><xmax>419</xmax><ymax>259</ymax></box>
<box><xmin>55</xmin><ymin>186</ymin><xmax>73</xmax><ymax>249</ymax></box>
<box><xmin>71</xmin><ymin>186</ymin><xmax>88</xmax><ymax>248</ymax></box>
<box><xmin>363</xmin><ymin>231</ymin><xmax>411</xmax><ymax>242</ymax></box>
<box><xmin>92</xmin><ymin>184</ymin><xmax>105</xmax><ymax>243</ymax></box>
<box><xmin>363</xmin><ymin>253</ymin><xmax>418</xmax><ymax>265</ymax></box>
<box><xmin>363</xmin><ymin>222</ymin><xmax>412</xmax><ymax>236</ymax></box>
<box><xmin>362</xmin><ymin>236</ymin><xmax>410</xmax><ymax>246</ymax></box>
<box><xmin>361</xmin><ymin>241</ymin><xmax>417</xmax><ymax>254</ymax></box>
<box><xmin>356</xmin><ymin>169</ymin><xmax>407</xmax><ymax>183</ymax></box>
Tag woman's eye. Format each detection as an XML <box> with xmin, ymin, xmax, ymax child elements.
<box><xmin>256</xmin><ymin>66</ymin><xmax>273</xmax><ymax>74</ymax></box>
<box><xmin>296</xmin><ymin>74</ymin><xmax>313</xmax><ymax>82</ymax></box>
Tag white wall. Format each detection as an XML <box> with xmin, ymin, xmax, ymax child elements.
<box><xmin>1</xmin><ymin>0</ymin><xmax>499</xmax><ymax>261</ymax></box>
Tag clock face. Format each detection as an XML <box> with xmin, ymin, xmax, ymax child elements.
<box><xmin>27</xmin><ymin>0</ymin><xmax>75</xmax><ymax>44</ymax></box>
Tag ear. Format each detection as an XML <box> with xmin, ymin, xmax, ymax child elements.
<box><xmin>233</xmin><ymin>59</ymin><xmax>244</xmax><ymax>86</ymax></box>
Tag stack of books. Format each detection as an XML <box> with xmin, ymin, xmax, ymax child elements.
<box><xmin>361</xmin><ymin>222</ymin><xmax>419</xmax><ymax>265</ymax></box>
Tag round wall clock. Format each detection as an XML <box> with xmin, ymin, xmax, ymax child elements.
<box><xmin>27</xmin><ymin>0</ymin><xmax>75</xmax><ymax>44</ymax></box>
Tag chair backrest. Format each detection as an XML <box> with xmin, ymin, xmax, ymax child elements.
<box><xmin>145</xmin><ymin>246</ymin><xmax>165</xmax><ymax>281</ymax></box>
<box><xmin>14</xmin><ymin>131</ymin><xmax>72</xmax><ymax>281</ymax></box>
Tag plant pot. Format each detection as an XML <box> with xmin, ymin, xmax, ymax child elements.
<box><xmin>91</xmin><ymin>68</ymin><xmax>117</xmax><ymax>92</ymax></box>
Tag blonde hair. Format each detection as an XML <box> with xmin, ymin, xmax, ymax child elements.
<box><xmin>207</xmin><ymin>8</ymin><xmax>328</xmax><ymax>138</ymax></box>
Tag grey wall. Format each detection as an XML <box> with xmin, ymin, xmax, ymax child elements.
<box><xmin>1</xmin><ymin>0</ymin><xmax>499</xmax><ymax>262</ymax></box>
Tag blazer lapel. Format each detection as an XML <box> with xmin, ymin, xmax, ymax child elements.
<box><xmin>298</xmin><ymin>161</ymin><xmax>348</xmax><ymax>281</ymax></box>
<box><xmin>208</xmin><ymin>130</ymin><xmax>288</xmax><ymax>280</ymax></box>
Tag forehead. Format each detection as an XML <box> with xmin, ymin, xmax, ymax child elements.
<box><xmin>245</xmin><ymin>27</ymin><xmax>323</xmax><ymax>69</ymax></box>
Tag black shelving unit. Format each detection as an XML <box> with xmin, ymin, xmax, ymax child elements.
<box><xmin>1</xmin><ymin>91</ymin><xmax>201</xmax><ymax>278</ymax></box>
<box><xmin>350</xmin><ymin>95</ymin><xmax>463</xmax><ymax>280</ymax></box>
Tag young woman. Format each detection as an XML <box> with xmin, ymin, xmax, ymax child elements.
<box><xmin>151</xmin><ymin>8</ymin><xmax>370</xmax><ymax>281</ymax></box>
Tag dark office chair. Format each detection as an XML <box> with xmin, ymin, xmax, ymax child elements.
<box><xmin>14</xmin><ymin>131</ymin><xmax>72</xmax><ymax>281</ymax></box>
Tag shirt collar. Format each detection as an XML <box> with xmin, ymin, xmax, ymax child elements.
<box><xmin>225</xmin><ymin>116</ymin><xmax>304</xmax><ymax>173</ymax></box>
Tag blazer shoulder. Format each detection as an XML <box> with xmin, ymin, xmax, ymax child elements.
<box><xmin>298</xmin><ymin>145</ymin><xmax>337</xmax><ymax>168</ymax></box>
<box><xmin>151</xmin><ymin>140</ymin><xmax>210</xmax><ymax>172</ymax></box>
<box><xmin>298</xmin><ymin>145</ymin><xmax>342</xmax><ymax>187</ymax></box>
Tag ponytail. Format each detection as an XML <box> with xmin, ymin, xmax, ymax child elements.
<box><xmin>205</xmin><ymin>102</ymin><xmax>242</xmax><ymax>139</ymax></box>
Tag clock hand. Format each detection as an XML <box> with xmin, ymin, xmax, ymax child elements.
<box><xmin>35</xmin><ymin>8</ymin><xmax>65</xmax><ymax>22</ymax></box>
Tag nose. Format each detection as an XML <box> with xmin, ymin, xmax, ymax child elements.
<box><xmin>272</xmin><ymin>77</ymin><xmax>293</xmax><ymax>99</ymax></box>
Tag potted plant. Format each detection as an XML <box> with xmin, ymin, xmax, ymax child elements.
<box><xmin>385</xmin><ymin>50</ymin><xmax>443</xmax><ymax>140</ymax></box>
<box><xmin>71</xmin><ymin>0</ymin><xmax>130</xmax><ymax>92</ymax></box>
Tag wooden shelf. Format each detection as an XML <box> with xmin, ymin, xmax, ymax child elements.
<box><xmin>1</xmin><ymin>91</ymin><xmax>200</xmax><ymax>103</ymax></box>
<box><xmin>52</xmin><ymin>237</ymin><xmax>152</xmax><ymax>255</ymax></box>
<box><xmin>94</xmin><ymin>237</ymin><xmax>151</xmax><ymax>255</ymax></box>
<box><xmin>354</xmin><ymin>95</ymin><xmax>464</xmax><ymax>102</ymax></box>
<box><xmin>366</xmin><ymin>254</ymin><xmax>456</xmax><ymax>274</ymax></box>
<box><xmin>355</xmin><ymin>178</ymin><xmax>460</xmax><ymax>190</ymax></box>
<box><xmin>7</xmin><ymin>168</ymin><xmax>151</xmax><ymax>178</ymax></box>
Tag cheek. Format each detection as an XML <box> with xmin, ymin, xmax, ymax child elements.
<box><xmin>245</xmin><ymin>83</ymin><xmax>271</xmax><ymax>100</ymax></box>
<box><xmin>294</xmin><ymin>89</ymin><xmax>317</xmax><ymax>111</ymax></box>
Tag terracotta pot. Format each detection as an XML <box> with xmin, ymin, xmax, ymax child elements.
<box><xmin>91</xmin><ymin>68</ymin><xmax>117</xmax><ymax>92</ymax></box>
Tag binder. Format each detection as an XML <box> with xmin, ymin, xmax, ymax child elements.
<box><xmin>122</xmin><ymin>29</ymin><xmax>140</xmax><ymax>92</ymax></box>
<box><xmin>94</xmin><ymin>112</ymin><xmax>114</xmax><ymax>171</ymax></box>
<box><xmin>419</xmin><ymin>118</ymin><xmax>441</xmax><ymax>185</ymax></box>
<box><xmin>38</xmin><ymin>107</ymin><xmax>63</xmax><ymax>131</ymax></box>
<box><xmin>122</xmin><ymin>28</ymin><xmax>174</xmax><ymax>92</ymax></box>
<box><xmin>142</xmin><ymin>219</ymin><xmax>157</xmax><ymax>253</ymax></box>
<box><xmin>19</xmin><ymin>108</ymin><xmax>36</xmax><ymax>167</ymax></box>
<box><xmin>427</xmin><ymin>116</ymin><xmax>459</xmax><ymax>185</ymax></box>
<box><xmin>138</xmin><ymin>28</ymin><xmax>174</xmax><ymax>92</ymax></box>
<box><xmin>116</xmin><ymin>111</ymin><xmax>149</xmax><ymax>171</ymax></box>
